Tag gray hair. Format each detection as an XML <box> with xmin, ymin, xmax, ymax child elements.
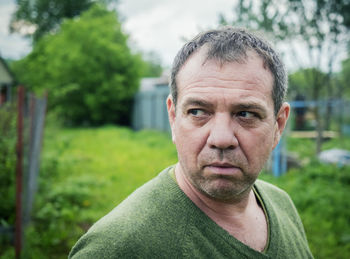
<box><xmin>170</xmin><ymin>27</ymin><xmax>287</xmax><ymax>116</ymax></box>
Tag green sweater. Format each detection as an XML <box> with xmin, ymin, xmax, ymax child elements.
<box><xmin>69</xmin><ymin>166</ymin><xmax>313</xmax><ymax>258</ymax></box>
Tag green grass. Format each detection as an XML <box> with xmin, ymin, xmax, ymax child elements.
<box><xmin>42</xmin><ymin>125</ymin><xmax>178</xmax><ymax>221</ymax></box>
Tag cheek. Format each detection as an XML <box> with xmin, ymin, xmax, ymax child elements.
<box><xmin>240</xmin><ymin>127</ymin><xmax>275</xmax><ymax>165</ymax></box>
<box><xmin>174</xmin><ymin>120</ymin><xmax>208</xmax><ymax>160</ymax></box>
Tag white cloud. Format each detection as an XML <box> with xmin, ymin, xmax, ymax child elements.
<box><xmin>118</xmin><ymin>0</ymin><xmax>234</xmax><ymax>66</ymax></box>
<box><xmin>0</xmin><ymin>0</ymin><xmax>32</xmax><ymax>59</ymax></box>
<box><xmin>0</xmin><ymin>4</ymin><xmax>14</xmax><ymax>34</ymax></box>
<box><xmin>0</xmin><ymin>33</ymin><xmax>31</xmax><ymax>59</ymax></box>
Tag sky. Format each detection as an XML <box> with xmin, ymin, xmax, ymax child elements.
<box><xmin>0</xmin><ymin>0</ymin><xmax>234</xmax><ymax>67</ymax></box>
<box><xmin>0</xmin><ymin>0</ymin><xmax>32</xmax><ymax>60</ymax></box>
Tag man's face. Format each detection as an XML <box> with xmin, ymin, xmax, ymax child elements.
<box><xmin>167</xmin><ymin>48</ymin><xmax>289</xmax><ymax>201</ymax></box>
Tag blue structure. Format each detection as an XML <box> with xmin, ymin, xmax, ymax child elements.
<box><xmin>271</xmin><ymin>138</ymin><xmax>288</xmax><ymax>177</ymax></box>
<box><xmin>132</xmin><ymin>77</ymin><xmax>171</xmax><ymax>132</ymax></box>
<box><xmin>271</xmin><ymin>99</ymin><xmax>350</xmax><ymax>177</ymax></box>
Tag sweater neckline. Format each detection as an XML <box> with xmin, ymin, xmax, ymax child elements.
<box><xmin>165</xmin><ymin>166</ymin><xmax>272</xmax><ymax>256</ymax></box>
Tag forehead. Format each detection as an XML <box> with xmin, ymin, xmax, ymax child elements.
<box><xmin>176</xmin><ymin>48</ymin><xmax>274</xmax><ymax>106</ymax></box>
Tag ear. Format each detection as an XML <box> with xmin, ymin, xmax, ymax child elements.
<box><xmin>166</xmin><ymin>95</ymin><xmax>176</xmax><ymax>143</ymax></box>
<box><xmin>273</xmin><ymin>102</ymin><xmax>290</xmax><ymax>149</ymax></box>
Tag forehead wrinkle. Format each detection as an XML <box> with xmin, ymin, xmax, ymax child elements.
<box><xmin>179</xmin><ymin>84</ymin><xmax>272</xmax><ymax>103</ymax></box>
<box><xmin>184</xmin><ymin>76</ymin><xmax>262</xmax><ymax>84</ymax></box>
<box><xmin>181</xmin><ymin>93</ymin><xmax>269</xmax><ymax>110</ymax></box>
<box><xmin>200</xmin><ymin>52</ymin><xmax>273</xmax><ymax>85</ymax></box>
<box><xmin>179</xmin><ymin>75</ymin><xmax>272</xmax><ymax>95</ymax></box>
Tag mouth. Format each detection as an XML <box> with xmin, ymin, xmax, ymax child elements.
<box><xmin>204</xmin><ymin>162</ymin><xmax>241</xmax><ymax>176</ymax></box>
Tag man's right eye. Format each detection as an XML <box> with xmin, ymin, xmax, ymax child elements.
<box><xmin>188</xmin><ymin>109</ymin><xmax>205</xmax><ymax>116</ymax></box>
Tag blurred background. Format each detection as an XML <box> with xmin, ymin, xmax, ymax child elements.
<box><xmin>0</xmin><ymin>0</ymin><xmax>349</xmax><ymax>258</ymax></box>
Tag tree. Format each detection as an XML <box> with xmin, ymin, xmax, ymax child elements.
<box><xmin>220</xmin><ymin>0</ymin><xmax>350</xmax><ymax>154</ymax></box>
<box><xmin>339</xmin><ymin>57</ymin><xmax>350</xmax><ymax>98</ymax></box>
<box><xmin>335</xmin><ymin>55</ymin><xmax>350</xmax><ymax>132</ymax></box>
<box><xmin>289</xmin><ymin>68</ymin><xmax>327</xmax><ymax>99</ymax></box>
<box><xmin>315</xmin><ymin>0</ymin><xmax>350</xmax><ymax>29</ymax></box>
<box><xmin>11</xmin><ymin>4</ymin><xmax>143</xmax><ymax>126</ymax></box>
<box><xmin>10</xmin><ymin>0</ymin><xmax>114</xmax><ymax>42</ymax></box>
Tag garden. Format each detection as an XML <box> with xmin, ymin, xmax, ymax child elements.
<box><xmin>1</xmin><ymin>119</ymin><xmax>350</xmax><ymax>258</ymax></box>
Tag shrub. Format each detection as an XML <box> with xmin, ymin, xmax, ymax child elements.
<box><xmin>261</xmin><ymin>160</ymin><xmax>350</xmax><ymax>258</ymax></box>
<box><xmin>0</xmin><ymin>104</ymin><xmax>17</xmax><ymax>248</ymax></box>
<box><xmin>20</xmin><ymin>136</ymin><xmax>98</xmax><ymax>258</ymax></box>
<box><xmin>11</xmin><ymin>4</ymin><xmax>143</xmax><ymax>126</ymax></box>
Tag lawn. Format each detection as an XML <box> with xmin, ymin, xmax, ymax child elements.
<box><xmin>42</xmin><ymin>125</ymin><xmax>178</xmax><ymax>220</ymax></box>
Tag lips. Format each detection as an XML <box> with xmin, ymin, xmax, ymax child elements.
<box><xmin>204</xmin><ymin>162</ymin><xmax>241</xmax><ymax>176</ymax></box>
<box><xmin>209</xmin><ymin>162</ymin><xmax>235</xmax><ymax>168</ymax></box>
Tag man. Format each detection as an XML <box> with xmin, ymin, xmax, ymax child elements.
<box><xmin>69</xmin><ymin>27</ymin><xmax>313</xmax><ymax>258</ymax></box>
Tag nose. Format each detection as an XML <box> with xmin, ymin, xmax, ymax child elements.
<box><xmin>207</xmin><ymin>113</ymin><xmax>238</xmax><ymax>150</ymax></box>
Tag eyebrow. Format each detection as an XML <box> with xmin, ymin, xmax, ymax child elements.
<box><xmin>181</xmin><ymin>98</ymin><xmax>214</xmax><ymax>109</ymax></box>
<box><xmin>234</xmin><ymin>103</ymin><xmax>266</xmax><ymax>111</ymax></box>
<box><xmin>233</xmin><ymin>103</ymin><xmax>268</xmax><ymax>117</ymax></box>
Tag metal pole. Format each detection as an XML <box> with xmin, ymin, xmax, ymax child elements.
<box><xmin>15</xmin><ymin>86</ymin><xmax>24</xmax><ymax>259</ymax></box>
<box><xmin>273</xmin><ymin>141</ymin><xmax>281</xmax><ymax>177</ymax></box>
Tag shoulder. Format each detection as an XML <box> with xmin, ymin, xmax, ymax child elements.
<box><xmin>69</xmin><ymin>166</ymin><xmax>190</xmax><ymax>258</ymax></box>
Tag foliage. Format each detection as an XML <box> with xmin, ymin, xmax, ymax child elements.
<box><xmin>220</xmin><ymin>0</ymin><xmax>349</xmax><ymax>50</ymax></box>
<box><xmin>10</xmin><ymin>0</ymin><xmax>115</xmax><ymax>42</ymax></box>
<box><xmin>262</xmin><ymin>136</ymin><xmax>350</xmax><ymax>258</ymax></box>
<box><xmin>261</xmin><ymin>162</ymin><xmax>350</xmax><ymax>258</ymax></box>
<box><xmin>311</xmin><ymin>0</ymin><xmax>350</xmax><ymax>30</ymax></box>
<box><xmin>23</xmin><ymin>174</ymin><xmax>98</xmax><ymax>257</ymax></box>
<box><xmin>219</xmin><ymin>0</ymin><xmax>349</xmax><ymax>94</ymax></box>
<box><xmin>288</xmin><ymin>68</ymin><xmax>327</xmax><ymax>99</ymax></box>
<box><xmin>40</xmin><ymin>126</ymin><xmax>178</xmax><ymax>218</ymax></box>
<box><xmin>0</xmin><ymin>104</ymin><xmax>17</xmax><ymax>246</ymax></box>
<box><xmin>338</xmin><ymin>57</ymin><xmax>350</xmax><ymax>98</ymax></box>
<box><xmin>11</xmin><ymin>4</ymin><xmax>143</xmax><ymax>126</ymax></box>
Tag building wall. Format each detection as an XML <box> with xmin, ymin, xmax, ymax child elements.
<box><xmin>132</xmin><ymin>86</ymin><xmax>170</xmax><ymax>132</ymax></box>
<box><xmin>0</xmin><ymin>58</ymin><xmax>14</xmax><ymax>105</ymax></box>
<box><xmin>0</xmin><ymin>60</ymin><xmax>13</xmax><ymax>85</ymax></box>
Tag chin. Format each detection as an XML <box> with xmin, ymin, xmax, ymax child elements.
<box><xmin>200</xmin><ymin>180</ymin><xmax>252</xmax><ymax>201</ymax></box>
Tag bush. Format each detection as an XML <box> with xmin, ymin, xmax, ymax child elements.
<box><xmin>0</xmin><ymin>104</ymin><xmax>17</xmax><ymax>248</ymax></box>
<box><xmin>261</xmin><ymin>157</ymin><xmax>350</xmax><ymax>258</ymax></box>
<box><xmin>24</xmin><ymin>176</ymin><xmax>98</xmax><ymax>258</ymax></box>
<box><xmin>11</xmin><ymin>4</ymin><xmax>143</xmax><ymax>126</ymax></box>
<box><xmin>20</xmin><ymin>130</ymin><xmax>98</xmax><ymax>258</ymax></box>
